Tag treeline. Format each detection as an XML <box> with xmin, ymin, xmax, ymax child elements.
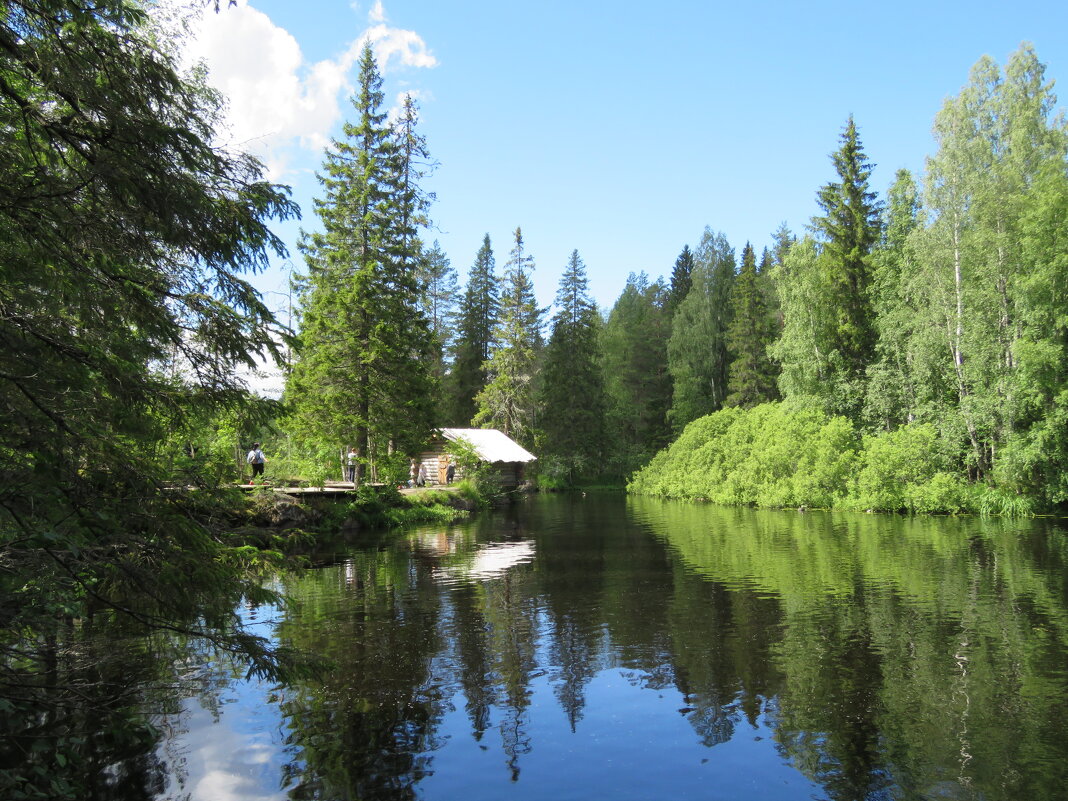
<box><xmin>286</xmin><ymin>43</ymin><xmax>1068</xmax><ymax>509</ymax></box>
<box><xmin>631</xmin><ymin>44</ymin><xmax>1068</xmax><ymax>513</ymax></box>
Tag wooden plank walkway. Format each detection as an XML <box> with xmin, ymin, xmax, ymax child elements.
<box><xmin>237</xmin><ymin>482</ymin><xmax>459</xmax><ymax>497</ymax></box>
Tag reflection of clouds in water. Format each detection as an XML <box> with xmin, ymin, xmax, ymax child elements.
<box><xmin>162</xmin><ymin>693</ymin><xmax>289</xmax><ymax>801</ymax></box>
<box><xmin>438</xmin><ymin>541</ymin><xmax>536</xmax><ymax>582</ymax></box>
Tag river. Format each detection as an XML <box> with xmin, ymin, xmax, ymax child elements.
<box><xmin>147</xmin><ymin>493</ymin><xmax>1068</xmax><ymax>800</ymax></box>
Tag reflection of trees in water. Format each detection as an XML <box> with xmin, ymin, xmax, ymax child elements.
<box><xmin>631</xmin><ymin>496</ymin><xmax>1068</xmax><ymax>801</ymax></box>
<box><xmin>0</xmin><ymin>617</ymin><xmax>255</xmax><ymax>801</ymax></box>
<box><xmin>277</xmin><ymin>549</ymin><xmax>450</xmax><ymax>800</ymax></box>
<box><xmin>547</xmin><ymin>613</ymin><xmax>597</xmax><ymax>732</ymax></box>
<box><xmin>265</xmin><ymin>497</ymin><xmax>1068</xmax><ymax>801</ymax></box>
<box><xmin>449</xmin><ymin>583</ymin><xmax>497</xmax><ymax>740</ymax></box>
<box><xmin>484</xmin><ymin>571</ymin><xmax>537</xmax><ymax>780</ymax></box>
<box><xmin>773</xmin><ymin>598</ymin><xmax>888</xmax><ymax>801</ymax></box>
<box><xmin>274</xmin><ymin>503</ymin><xmax>803</xmax><ymax>794</ymax></box>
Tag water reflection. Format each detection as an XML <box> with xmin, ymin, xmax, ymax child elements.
<box><xmin>414</xmin><ymin>531</ymin><xmax>537</xmax><ymax>584</ymax></box>
<box><xmin>147</xmin><ymin>495</ymin><xmax>1068</xmax><ymax>801</ymax></box>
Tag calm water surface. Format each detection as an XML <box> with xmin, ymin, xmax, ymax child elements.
<box><xmin>156</xmin><ymin>494</ymin><xmax>1068</xmax><ymax>800</ymax></box>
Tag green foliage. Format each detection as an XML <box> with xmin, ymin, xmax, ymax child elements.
<box><xmin>539</xmin><ymin>250</ymin><xmax>606</xmax><ymax>484</ymax></box>
<box><xmin>623</xmin><ymin>401</ymin><xmax>1008</xmax><ymax>514</ymax></box>
<box><xmin>447</xmin><ymin>436</ymin><xmax>502</xmax><ymax>505</ymax></box>
<box><xmin>899</xmin><ymin>45</ymin><xmax>1068</xmax><ymax>481</ymax></box>
<box><xmin>630</xmin><ymin>400</ymin><xmax>860</xmax><ymax>508</ymax></box>
<box><xmin>771</xmin><ymin>119</ymin><xmax>881</xmax><ymax>421</ymax></box>
<box><xmin>448</xmin><ymin>234</ymin><xmax>498</xmax><ymax>425</ymax></box>
<box><xmin>811</xmin><ymin>116</ymin><xmax>882</xmax><ymax>388</ymax></box>
<box><xmin>474</xmin><ymin>227</ymin><xmax>543</xmax><ymax>447</ymax></box>
<box><xmin>0</xmin><ymin>3</ymin><xmax>336</xmax><ymax>794</ymax></box>
<box><xmin>418</xmin><ymin>240</ymin><xmax>459</xmax><ymax>387</ymax></box>
<box><xmin>971</xmin><ymin>485</ymin><xmax>1038</xmax><ymax>517</ymax></box>
<box><xmin>848</xmin><ymin>424</ymin><xmax>968</xmax><ymax>513</ymax></box>
<box><xmin>667</xmin><ymin>228</ymin><xmax>736</xmax><ymax>431</ymax></box>
<box><xmin>666</xmin><ymin>244</ymin><xmax>695</xmax><ymax>315</ymax></box>
<box><xmin>601</xmin><ymin>272</ymin><xmax>673</xmax><ymax>478</ymax></box>
<box><xmin>630</xmin><ymin>400</ymin><xmax>1041</xmax><ymax>515</ymax></box>
<box><xmin>726</xmin><ymin>242</ymin><xmax>779</xmax><ymax>408</ymax></box>
<box><xmin>0</xmin><ymin>1</ymin><xmax>315</xmax><ymax>794</ymax></box>
<box><xmin>864</xmin><ymin>168</ymin><xmax>924</xmax><ymax>430</ymax></box>
<box><xmin>453</xmin><ymin>478</ymin><xmax>490</xmax><ymax>507</ymax></box>
<box><xmin>285</xmin><ymin>45</ymin><xmax>435</xmax><ymax>481</ymax></box>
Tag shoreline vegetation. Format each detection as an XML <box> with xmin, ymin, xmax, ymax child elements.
<box><xmin>628</xmin><ymin>399</ymin><xmax>1034</xmax><ymax>516</ymax></box>
<box><xmin>234</xmin><ymin>482</ymin><xmax>489</xmax><ymax>549</ymax></box>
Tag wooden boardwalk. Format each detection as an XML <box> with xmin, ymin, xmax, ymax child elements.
<box><xmin>237</xmin><ymin>482</ymin><xmax>459</xmax><ymax>497</ymax></box>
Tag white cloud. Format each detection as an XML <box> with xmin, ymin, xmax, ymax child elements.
<box><xmin>167</xmin><ymin>0</ymin><xmax>436</xmax><ymax>178</ymax></box>
<box><xmin>364</xmin><ymin>23</ymin><xmax>437</xmax><ymax>70</ymax></box>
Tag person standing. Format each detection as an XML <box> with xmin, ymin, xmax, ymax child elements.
<box><xmin>246</xmin><ymin>442</ymin><xmax>266</xmax><ymax>483</ymax></box>
<box><xmin>409</xmin><ymin>458</ymin><xmax>418</xmax><ymax>488</ymax></box>
<box><xmin>346</xmin><ymin>447</ymin><xmax>358</xmax><ymax>484</ymax></box>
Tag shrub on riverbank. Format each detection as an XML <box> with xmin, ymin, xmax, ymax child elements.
<box><xmin>628</xmin><ymin>400</ymin><xmax>999</xmax><ymax>514</ymax></box>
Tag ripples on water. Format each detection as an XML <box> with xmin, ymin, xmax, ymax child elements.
<box><xmin>146</xmin><ymin>494</ymin><xmax>1068</xmax><ymax>801</ymax></box>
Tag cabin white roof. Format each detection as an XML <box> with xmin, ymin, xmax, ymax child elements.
<box><xmin>440</xmin><ymin>428</ymin><xmax>537</xmax><ymax>463</ymax></box>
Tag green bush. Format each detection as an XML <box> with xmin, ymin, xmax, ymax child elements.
<box><xmin>629</xmin><ymin>399</ymin><xmax>860</xmax><ymax>509</ymax></box>
<box><xmin>629</xmin><ymin>402</ymin><xmax>1044</xmax><ymax>516</ymax></box>
<box><xmin>848</xmin><ymin>424</ymin><xmax>967</xmax><ymax>513</ymax></box>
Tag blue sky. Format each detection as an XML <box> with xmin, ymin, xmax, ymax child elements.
<box><xmin>177</xmin><ymin>0</ymin><xmax>1068</xmax><ymax>316</ymax></box>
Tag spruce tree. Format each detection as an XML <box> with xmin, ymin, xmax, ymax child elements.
<box><xmin>811</xmin><ymin>116</ymin><xmax>882</xmax><ymax>385</ymax></box>
<box><xmin>474</xmin><ymin>228</ymin><xmax>543</xmax><ymax>446</ymax></box>
<box><xmin>0</xmin><ymin>1</ymin><xmax>303</xmax><ymax>784</ymax></box>
<box><xmin>726</xmin><ymin>243</ymin><xmax>779</xmax><ymax>408</ymax></box>
<box><xmin>539</xmin><ymin>251</ymin><xmax>606</xmax><ymax>483</ymax></box>
<box><xmin>418</xmin><ymin>240</ymin><xmax>459</xmax><ymax>388</ymax></box>
<box><xmin>286</xmin><ymin>45</ymin><xmax>434</xmax><ymax>480</ymax></box>
<box><xmin>449</xmin><ymin>234</ymin><xmax>499</xmax><ymax>424</ymax></box>
<box><xmin>667</xmin><ymin>244</ymin><xmax>695</xmax><ymax>315</ymax></box>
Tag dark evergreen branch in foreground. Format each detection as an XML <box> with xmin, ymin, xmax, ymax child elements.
<box><xmin>0</xmin><ymin>2</ymin><xmax>305</xmax><ymax>796</ymax></box>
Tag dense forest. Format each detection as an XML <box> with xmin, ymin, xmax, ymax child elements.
<box><xmin>278</xmin><ymin>41</ymin><xmax>1068</xmax><ymax>513</ymax></box>
<box><xmin>1</xmin><ymin>0</ymin><xmax>1066</xmax><ymax>795</ymax></box>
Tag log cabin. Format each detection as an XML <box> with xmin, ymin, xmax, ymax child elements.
<box><xmin>418</xmin><ymin>428</ymin><xmax>536</xmax><ymax>488</ymax></box>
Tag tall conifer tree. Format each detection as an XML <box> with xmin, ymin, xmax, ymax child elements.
<box><xmin>474</xmin><ymin>228</ymin><xmax>543</xmax><ymax>446</ymax></box>
<box><xmin>667</xmin><ymin>244</ymin><xmax>695</xmax><ymax>315</ymax></box>
<box><xmin>726</xmin><ymin>243</ymin><xmax>779</xmax><ymax>407</ymax></box>
<box><xmin>811</xmin><ymin>116</ymin><xmax>882</xmax><ymax>388</ymax></box>
<box><xmin>540</xmin><ymin>251</ymin><xmax>606</xmax><ymax>482</ymax></box>
<box><xmin>418</xmin><ymin>240</ymin><xmax>459</xmax><ymax>388</ymax></box>
<box><xmin>286</xmin><ymin>45</ymin><xmax>434</xmax><ymax>479</ymax></box>
<box><xmin>449</xmin><ymin>235</ymin><xmax>499</xmax><ymax>424</ymax></box>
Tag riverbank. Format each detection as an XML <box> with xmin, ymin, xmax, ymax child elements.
<box><xmin>232</xmin><ymin>482</ymin><xmax>484</xmax><ymax>547</ymax></box>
